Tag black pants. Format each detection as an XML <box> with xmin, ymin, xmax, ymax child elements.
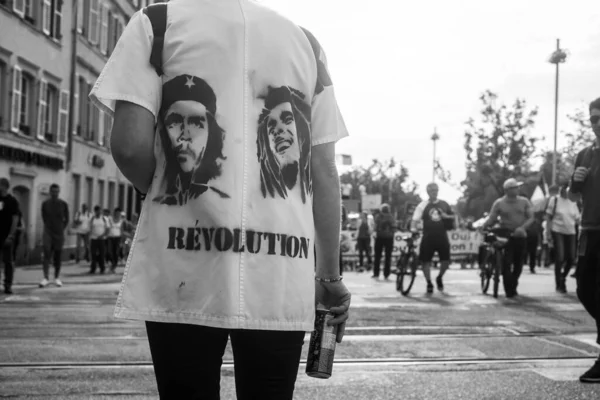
<box><xmin>42</xmin><ymin>233</ymin><xmax>63</xmax><ymax>280</ymax></box>
<box><xmin>145</xmin><ymin>321</ymin><xmax>305</xmax><ymax>400</ymax></box>
<box><xmin>576</xmin><ymin>230</ymin><xmax>600</xmax><ymax>345</ymax></box>
<box><xmin>90</xmin><ymin>239</ymin><xmax>106</xmax><ymax>273</ymax></box>
<box><xmin>552</xmin><ymin>232</ymin><xmax>576</xmax><ymax>288</ymax></box>
<box><xmin>357</xmin><ymin>237</ymin><xmax>372</xmax><ymax>266</ymax></box>
<box><xmin>502</xmin><ymin>236</ymin><xmax>526</xmax><ymax>296</ymax></box>
<box><xmin>108</xmin><ymin>237</ymin><xmax>121</xmax><ymax>269</ymax></box>
<box><xmin>374</xmin><ymin>237</ymin><xmax>394</xmax><ymax>278</ymax></box>
<box><xmin>525</xmin><ymin>234</ymin><xmax>538</xmax><ymax>271</ymax></box>
<box><xmin>1</xmin><ymin>241</ymin><xmax>14</xmax><ymax>290</ymax></box>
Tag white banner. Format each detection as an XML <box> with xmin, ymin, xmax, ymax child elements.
<box><xmin>340</xmin><ymin>229</ymin><xmax>483</xmax><ymax>259</ymax></box>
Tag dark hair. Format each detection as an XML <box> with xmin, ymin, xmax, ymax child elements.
<box><xmin>590</xmin><ymin>98</ymin><xmax>600</xmax><ymax>113</ymax></box>
<box><xmin>256</xmin><ymin>86</ymin><xmax>312</xmax><ymax>203</ymax></box>
<box><xmin>158</xmin><ymin>110</ymin><xmax>226</xmax><ymax>200</ymax></box>
<box><xmin>0</xmin><ymin>178</ymin><xmax>9</xmax><ymax>189</ymax></box>
<box><xmin>50</xmin><ymin>183</ymin><xmax>59</xmax><ymax>190</ymax></box>
<box><xmin>114</xmin><ymin>207</ymin><xmax>122</xmax><ymax>213</ymax></box>
<box><xmin>94</xmin><ymin>206</ymin><xmax>101</xmax><ymax>212</ymax></box>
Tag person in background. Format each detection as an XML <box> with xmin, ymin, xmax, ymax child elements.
<box><xmin>0</xmin><ymin>178</ymin><xmax>20</xmax><ymax>295</ymax></box>
<box><xmin>373</xmin><ymin>203</ymin><xmax>396</xmax><ymax>280</ymax></box>
<box><xmin>482</xmin><ymin>178</ymin><xmax>533</xmax><ymax>298</ymax></box>
<box><xmin>570</xmin><ymin>97</ymin><xmax>600</xmax><ymax>384</ymax></box>
<box><xmin>546</xmin><ymin>184</ymin><xmax>580</xmax><ymax>293</ymax></box>
<box><xmin>525</xmin><ymin>210</ymin><xmax>544</xmax><ymax>274</ymax></box>
<box><xmin>108</xmin><ymin>208</ymin><xmax>125</xmax><ymax>273</ymax></box>
<box><xmin>40</xmin><ymin>184</ymin><xmax>69</xmax><ymax>288</ymax></box>
<box><xmin>73</xmin><ymin>204</ymin><xmax>92</xmax><ymax>264</ymax></box>
<box><xmin>339</xmin><ymin>204</ymin><xmax>348</xmax><ymax>275</ymax></box>
<box><xmin>357</xmin><ymin>211</ymin><xmax>372</xmax><ymax>271</ymax></box>
<box><xmin>89</xmin><ymin>206</ymin><xmax>109</xmax><ymax>274</ymax></box>
<box><xmin>103</xmin><ymin>208</ymin><xmax>111</xmax><ymax>264</ymax></box>
<box><xmin>412</xmin><ymin>183</ymin><xmax>454</xmax><ymax>293</ymax></box>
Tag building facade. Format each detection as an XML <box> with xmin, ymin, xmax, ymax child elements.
<box><xmin>0</xmin><ymin>0</ymin><xmax>147</xmax><ymax>264</ymax></box>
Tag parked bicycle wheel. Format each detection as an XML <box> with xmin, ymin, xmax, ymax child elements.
<box><xmin>396</xmin><ymin>253</ymin><xmax>417</xmax><ymax>295</ymax></box>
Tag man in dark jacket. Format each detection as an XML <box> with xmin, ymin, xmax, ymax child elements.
<box><xmin>0</xmin><ymin>178</ymin><xmax>20</xmax><ymax>294</ymax></box>
<box><xmin>571</xmin><ymin>97</ymin><xmax>600</xmax><ymax>383</ymax></box>
<box><xmin>40</xmin><ymin>184</ymin><xmax>69</xmax><ymax>288</ymax></box>
<box><xmin>372</xmin><ymin>203</ymin><xmax>395</xmax><ymax>280</ymax></box>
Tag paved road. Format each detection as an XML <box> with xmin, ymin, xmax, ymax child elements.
<box><xmin>1</xmin><ymin>262</ymin><xmax>600</xmax><ymax>399</ymax></box>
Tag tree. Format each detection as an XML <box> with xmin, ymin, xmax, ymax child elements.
<box><xmin>461</xmin><ymin>91</ymin><xmax>539</xmax><ymax>218</ymax></box>
<box><xmin>339</xmin><ymin>159</ymin><xmax>421</xmax><ymax>220</ymax></box>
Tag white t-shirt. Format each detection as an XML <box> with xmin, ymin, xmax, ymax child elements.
<box><xmin>109</xmin><ymin>218</ymin><xmax>124</xmax><ymax>238</ymax></box>
<box><xmin>90</xmin><ymin>216</ymin><xmax>109</xmax><ymax>240</ymax></box>
<box><xmin>546</xmin><ymin>196</ymin><xmax>580</xmax><ymax>235</ymax></box>
<box><xmin>74</xmin><ymin>211</ymin><xmax>92</xmax><ymax>234</ymax></box>
<box><xmin>90</xmin><ymin>0</ymin><xmax>348</xmax><ymax>331</ymax></box>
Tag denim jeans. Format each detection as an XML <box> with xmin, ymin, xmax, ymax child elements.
<box><xmin>552</xmin><ymin>232</ymin><xmax>576</xmax><ymax>288</ymax></box>
<box><xmin>576</xmin><ymin>230</ymin><xmax>600</xmax><ymax>344</ymax></box>
<box><xmin>145</xmin><ymin>321</ymin><xmax>305</xmax><ymax>400</ymax></box>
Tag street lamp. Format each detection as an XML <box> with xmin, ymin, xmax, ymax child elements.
<box><xmin>548</xmin><ymin>39</ymin><xmax>568</xmax><ymax>186</ymax></box>
<box><xmin>431</xmin><ymin>128</ymin><xmax>440</xmax><ymax>183</ymax></box>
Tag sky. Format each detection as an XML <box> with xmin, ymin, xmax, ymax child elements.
<box><xmin>260</xmin><ymin>0</ymin><xmax>600</xmax><ymax>202</ymax></box>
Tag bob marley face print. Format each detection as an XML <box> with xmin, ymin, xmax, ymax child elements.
<box><xmin>257</xmin><ymin>86</ymin><xmax>312</xmax><ymax>204</ymax></box>
<box><xmin>153</xmin><ymin>75</ymin><xmax>230</xmax><ymax>206</ymax></box>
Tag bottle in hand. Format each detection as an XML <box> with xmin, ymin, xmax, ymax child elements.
<box><xmin>306</xmin><ymin>307</ymin><xmax>338</xmax><ymax>379</ymax></box>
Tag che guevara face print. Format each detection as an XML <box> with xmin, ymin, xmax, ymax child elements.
<box><xmin>257</xmin><ymin>86</ymin><xmax>312</xmax><ymax>204</ymax></box>
<box><xmin>153</xmin><ymin>75</ymin><xmax>230</xmax><ymax>206</ymax></box>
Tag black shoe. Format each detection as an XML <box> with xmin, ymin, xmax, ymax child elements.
<box><xmin>4</xmin><ymin>288</ymin><xmax>12</xmax><ymax>295</ymax></box>
<box><xmin>436</xmin><ymin>276</ymin><xmax>444</xmax><ymax>292</ymax></box>
<box><xmin>580</xmin><ymin>360</ymin><xmax>600</xmax><ymax>383</ymax></box>
<box><xmin>426</xmin><ymin>281</ymin><xmax>434</xmax><ymax>294</ymax></box>
<box><xmin>530</xmin><ymin>269</ymin><xmax>536</xmax><ymax>274</ymax></box>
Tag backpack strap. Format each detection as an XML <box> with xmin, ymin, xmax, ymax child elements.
<box><xmin>143</xmin><ymin>3</ymin><xmax>168</xmax><ymax>77</ymax></box>
<box><xmin>299</xmin><ymin>27</ymin><xmax>332</xmax><ymax>95</ymax></box>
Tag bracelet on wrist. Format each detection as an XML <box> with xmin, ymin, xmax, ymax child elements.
<box><xmin>315</xmin><ymin>276</ymin><xmax>343</xmax><ymax>283</ymax></box>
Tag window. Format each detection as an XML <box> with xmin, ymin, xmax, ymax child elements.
<box><xmin>42</xmin><ymin>0</ymin><xmax>51</xmax><ymax>34</ymax></box>
<box><xmin>13</xmin><ymin>0</ymin><xmax>34</xmax><ymax>22</ymax></box>
<box><xmin>42</xmin><ymin>84</ymin><xmax>59</xmax><ymax>143</ymax></box>
<box><xmin>0</xmin><ymin>62</ymin><xmax>5</xmax><ymax>128</ymax></box>
<box><xmin>52</xmin><ymin>0</ymin><xmax>63</xmax><ymax>39</ymax></box>
<box><xmin>88</xmin><ymin>0</ymin><xmax>100</xmax><ymax>44</ymax></box>
<box><xmin>87</xmin><ymin>93</ymin><xmax>99</xmax><ymax>142</ymax></box>
<box><xmin>13</xmin><ymin>0</ymin><xmax>24</xmax><ymax>16</ymax></box>
<box><xmin>36</xmin><ymin>82</ymin><xmax>58</xmax><ymax>142</ymax></box>
<box><xmin>72</xmin><ymin>78</ymin><xmax>79</xmax><ymax>136</ymax></box>
<box><xmin>77</xmin><ymin>77</ymin><xmax>87</xmax><ymax>136</ymax></box>
<box><xmin>103</xmin><ymin>112</ymin><xmax>112</xmax><ymax>148</ymax></box>
<box><xmin>108</xmin><ymin>181</ymin><xmax>115</xmax><ymax>210</ymax></box>
<box><xmin>71</xmin><ymin>174</ymin><xmax>81</xmax><ymax>213</ymax></box>
<box><xmin>77</xmin><ymin>0</ymin><xmax>84</xmax><ymax>33</ymax></box>
<box><xmin>97</xmin><ymin>180</ymin><xmax>105</xmax><ymax>208</ymax></box>
<box><xmin>106</xmin><ymin>9</ymin><xmax>114</xmax><ymax>54</ymax></box>
<box><xmin>12</xmin><ymin>67</ymin><xmax>34</xmax><ymax>135</ymax></box>
<box><xmin>57</xmin><ymin>90</ymin><xmax>69</xmax><ymax>146</ymax></box>
<box><xmin>100</xmin><ymin>3</ymin><xmax>109</xmax><ymax>54</ymax></box>
<box><xmin>118</xmin><ymin>183</ymin><xmax>125</xmax><ymax>210</ymax></box>
<box><xmin>85</xmin><ymin>177</ymin><xmax>93</xmax><ymax>209</ymax></box>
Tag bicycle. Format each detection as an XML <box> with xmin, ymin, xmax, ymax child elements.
<box><xmin>479</xmin><ymin>229</ymin><xmax>509</xmax><ymax>298</ymax></box>
<box><xmin>395</xmin><ymin>231</ymin><xmax>420</xmax><ymax>296</ymax></box>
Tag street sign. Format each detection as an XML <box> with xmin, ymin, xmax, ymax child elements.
<box><xmin>361</xmin><ymin>194</ymin><xmax>381</xmax><ymax>211</ymax></box>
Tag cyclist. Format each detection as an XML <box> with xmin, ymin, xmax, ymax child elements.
<box><xmin>412</xmin><ymin>183</ymin><xmax>454</xmax><ymax>293</ymax></box>
<box><xmin>482</xmin><ymin>178</ymin><xmax>534</xmax><ymax>298</ymax></box>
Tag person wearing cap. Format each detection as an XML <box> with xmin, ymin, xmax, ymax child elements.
<box><xmin>411</xmin><ymin>182</ymin><xmax>455</xmax><ymax>293</ymax></box>
<box><xmin>570</xmin><ymin>97</ymin><xmax>600</xmax><ymax>383</ymax></box>
<box><xmin>482</xmin><ymin>178</ymin><xmax>533</xmax><ymax>298</ymax></box>
<box><xmin>89</xmin><ymin>1</ymin><xmax>351</xmax><ymax>398</ymax></box>
<box><xmin>545</xmin><ymin>184</ymin><xmax>580</xmax><ymax>293</ymax></box>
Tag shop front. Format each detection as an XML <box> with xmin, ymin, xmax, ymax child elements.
<box><xmin>0</xmin><ymin>141</ymin><xmax>66</xmax><ymax>265</ymax></box>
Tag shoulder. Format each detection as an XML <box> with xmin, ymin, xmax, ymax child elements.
<box><xmin>518</xmin><ymin>196</ymin><xmax>531</xmax><ymax>203</ymax></box>
<box><xmin>491</xmin><ymin>198</ymin><xmax>504</xmax><ymax>207</ymax></box>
